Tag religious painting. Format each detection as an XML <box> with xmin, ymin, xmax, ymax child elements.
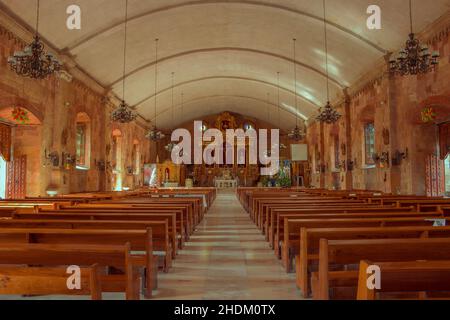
<box><xmin>215</xmin><ymin>112</ymin><xmax>237</xmax><ymax>133</ymax></box>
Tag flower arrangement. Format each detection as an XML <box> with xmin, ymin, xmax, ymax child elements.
<box><xmin>11</xmin><ymin>107</ymin><xmax>30</xmax><ymax>124</ymax></box>
<box><xmin>421</xmin><ymin>107</ymin><xmax>436</xmax><ymax>123</ymax></box>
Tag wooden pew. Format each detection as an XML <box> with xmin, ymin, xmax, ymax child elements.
<box><xmin>280</xmin><ymin>211</ymin><xmax>446</xmax><ymax>268</ymax></box>
<box><xmin>356</xmin><ymin>260</ymin><xmax>450</xmax><ymax>300</ymax></box>
<box><xmin>0</xmin><ymin>243</ymin><xmax>141</xmax><ymax>299</ymax></box>
<box><xmin>0</xmin><ymin>264</ymin><xmax>102</xmax><ymax>300</ymax></box>
<box><xmin>57</xmin><ymin>204</ymin><xmax>191</xmax><ymax>238</ymax></box>
<box><xmin>0</xmin><ymin>228</ymin><xmax>155</xmax><ymax>298</ymax></box>
<box><xmin>11</xmin><ymin>210</ymin><xmax>185</xmax><ymax>251</ymax></box>
<box><xmin>315</xmin><ymin>238</ymin><xmax>450</xmax><ymax>300</ymax></box>
<box><xmin>0</xmin><ymin>218</ymin><xmax>173</xmax><ymax>271</ymax></box>
<box><xmin>297</xmin><ymin>225</ymin><xmax>450</xmax><ymax>297</ymax></box>
<box><xmin>270</xmin><ymin>206</ymin><xmax>414</xmax><ymax>248</ymax></box>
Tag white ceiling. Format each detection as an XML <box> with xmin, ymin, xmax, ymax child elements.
<box><xmin>1</xmin><ymin>0</ymin><xmax>449</xmax><ymax>129</ymax></box>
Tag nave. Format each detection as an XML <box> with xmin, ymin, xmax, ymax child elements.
<box><xmin>156</xmin><ymin>190</ymin><xmax>299</xmax><ymax>300</ymax></box>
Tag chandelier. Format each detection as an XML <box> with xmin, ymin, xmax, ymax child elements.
<box><xmin>8</xmin><ymin>0</ymin><xmax>61</xmax><ymax>79</ymax></box>
<box><xmin>389</xmin><ymin>0</ymin><xmax>439</xmax><ymax>76</ymax></box>
<box><xmin>316</xmin><ymin>101</ymin><xmax>341</xmax><ymax>124</ymax></box>
<box><xmin>288</xmin><ymin>40</ymin><xmax>306</xmax><ymax>141</ymax></box>
<box><xmin>147</xmin><ymin>127</ymin><xmax>165</xmax><ymax>141</ymax></box>
<box><xmin>147</xmin><ymin>38</ymin><xmax>165</xmax><ymax>141</ymax></box>
<box><xmin>165</xmin><ymin>72</ymin><xmax>176</xmax><ymax>151</ymax></box>
<box><xmin>111</xmin><ymin>100</ymin><xmax>137</xmax><ymax>123</ymax></box>
<box><xmin>288</xmin><ymin>126</ymin><xmax>305</xmax><ymax>141</ymax></box>
<box><xmin>317</xmin><ymin>0</ymin><xmax>341</xmax><ymax>124</ymax></box>
<box><xmin>111</xmin><ymin>0</ymin><xmax>136</xmax><ymax>123</ymax></box>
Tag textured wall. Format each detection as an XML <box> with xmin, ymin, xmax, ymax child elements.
<box><xmin>307</xmin><ymin>22</ymin><xmax>450</xmax><ymax>195</ymax></box>
<box><xmin>0</xmin><ymin>27</ymin><xmax>150</xmax><ymax>196</ymax></box>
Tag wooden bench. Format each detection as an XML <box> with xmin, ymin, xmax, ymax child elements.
<box><xmin>0</xmin><ymin>243</ymin><xmax>141</xmax><ymax>299</ymax></box>
<box><xmin>0</xmin><ymin>264</ymin><xmax>102</xmax><ymax>300</ymax></box>
<box><xmin>297</xmin><ymin>225</ymin><xmax>450</xmax><ymax>297</ymax></box>
<box><xmin>0</xmin><ymin>228</ymin><xmax>155</xmax><ymax>298</ymax></box>
<box><xmin>356</xmin><ymin>260</ymin><xmax>450</xmax><ymax>300</ymax></box>
<box><xmin>0</xmin><ymin>217</ymin><xmax>173</xmax><ymax>271</ymax></box>
<box><xmin>315</xmin><ymin>238</ymin><xmax>450</xmax><ymax>300</ymax></box>
<box><xmin>12</xmin><ymin>210</ymin><xmax>185</xmax><ymax>252</ymax></box>
<box><xmin>281</xmin><ymin>214</ymin><xmax>447</xmax><ymax>272</ymax></box>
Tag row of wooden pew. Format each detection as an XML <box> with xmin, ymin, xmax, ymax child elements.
<box><xmin>0</xmin><ymin>187</ymin><xmax>216</xmax><ymax>300</ymax></box>
<box><xmin>238</xmin><ymin>187</ymin><xmax>450</xmax><ymax>300</ymax></box>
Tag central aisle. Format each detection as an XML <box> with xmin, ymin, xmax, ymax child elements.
<box><xmin>155</xmin><ymin>190</ymin><xmax>300</xmax><ymax>300</ymax></box>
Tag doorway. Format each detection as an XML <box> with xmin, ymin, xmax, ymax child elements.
<box><xmin>0</xmin><ymin>157</ymin><xmax>6</xmax><ymax>199</ymax></box>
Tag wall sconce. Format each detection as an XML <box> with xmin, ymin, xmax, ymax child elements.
<box><xmin>347</xmin><ymin>159</ymin><xmax>355</xmax><ymax>171</ymax></box>
<box><xmin>44</xmin><ymin>149</ymin><xmax>60</xmax><ymax>167</ymax></box>
<box><xmin>94</xmin><ymin>159</ymin><xmax>106</xmax><ymax>171</ymax></box>
<box><xmin>126</xmin><ymin>166</ymin><xmax>134</xmax><ymax>175</ymax></box>
<box><xmin>372</xmin><ymin>152</ymin><xmax>390</xmax><ymax>168</ymax></box>
<box><xmin>392</xmin><ymin>148</ymin><xmax>409</xmax><ymax>166</ymax></box>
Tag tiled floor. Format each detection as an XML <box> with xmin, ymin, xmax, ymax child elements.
<box><xmin>154</xmin><ymin>190</ymin><xmax>301</xmax><ymax>300</ymax></box>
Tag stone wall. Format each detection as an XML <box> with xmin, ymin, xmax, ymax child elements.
<box><xmin>307</xmin><ymin>16</ymin><xmax>450</xmax><ymax>195</ymax></box>
<box><xmin>0</xmin><ymin>25</ymin><xmax>150</xmax><ymax>196</ymax></box>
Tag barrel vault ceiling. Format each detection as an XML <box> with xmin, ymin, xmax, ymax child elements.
<box><xmin>1</xmin><ymin>0</ymin><xmax>450</xmax><ymax>130</ymax></box>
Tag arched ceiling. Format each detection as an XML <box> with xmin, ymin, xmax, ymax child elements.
<box><xmin>1</xmin><ymin>0</ymin><xmax>449</xmax><ymax>130</ymax></box>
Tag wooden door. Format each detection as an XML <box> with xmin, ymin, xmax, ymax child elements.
<box><xmin>6</xmin><ymin>155</ymin><xmax>27</xmax><ymax>199</ymax></box>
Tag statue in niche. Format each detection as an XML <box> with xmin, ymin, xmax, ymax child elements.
<box><xmin>165</xmin><ymin>168</ymin><xmax>170</xmax><ymax>182</ymax></box>
<box><xmin>215</xmin><ymin>112</ymin><xmax>237</xmax><ymax>133</ymax></box>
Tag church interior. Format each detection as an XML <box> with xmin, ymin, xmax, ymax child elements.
<box><xmin>0</xmin><ymin>0</ymin><xmax>450</xmax><ymax>302</ymax></box>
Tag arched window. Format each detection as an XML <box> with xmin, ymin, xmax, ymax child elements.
<box><xmin>112</xmin><ymin>129</ymin><xmax>123</xmax><ymax>191</ymax></box>
<box><xmin>75</xmin><ymin>112</ymin><xmax>91</xmax><ymax>170</ymax></box>
<box><xmin>0</xmin><ymin>157</ymin><xmax>6</xmax><ymax>199</ymax></box>
<box><xmin>132</xmin><ymin>139</ymin><xmax>140</xmax><ymax>175</ymax></box>
<box><xmin>364</xmin><ymin>122</ymin><xmax>375</xmax><ymax>166</ymax></box>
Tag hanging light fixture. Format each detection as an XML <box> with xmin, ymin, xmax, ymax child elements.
<box><xmin>316</xmin><ymin>0</ymin><xmax>341</xmax><ymax>124</ymax></box>
<box><xmin>111</xmin><ymin>0</ymin><xmax>137</xmax><ymax>124</ymax></box>
<box><xmin>147</xmin><ymin>39</ymin><xmax>166</xmax><ymax>141</ymax></box>
<box><xmin>8</xmin><ymin>0</ymin><xmax>61</xmax><ymax>79</ymax></box>
<box><xmin>389</xmin><ymin>0</ymin><xmax>439</xmax><ymax>76</ymax></box>
<box><xmin>277</xmin><ymin>72</ymin><xmax>287</xmax><ymax>150</ymax></box>
<box><xmin>165</xmin><ymin>72</ymin><xmax>177</xmax><ymax>152</ymax></box>
<box><xmin>288</xmin><ymin>39</ymin><xmax>306</xmax><ymax>141</ymax></box>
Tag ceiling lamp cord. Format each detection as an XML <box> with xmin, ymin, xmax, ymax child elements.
<box><xmin>154</xmin><ymin>38</ymin><xmax>159</xmax><ymax>128</ymax></box>
<box><xmin>316</xmin><ymin>0</ymin><xmax>342</xmax><ymax>124</ymax></box>
<box><xmin>293</xmin><ymin>38</ymin><xmax>298</xmax><ymax>128</ymax></box>
<box><xmin>277</xmin><ymin>72</ymin><xmax>281</xmax><ymax>129</ymax></box>
<box><xmin>110</xmin><ymin>0</ymin><xmax>137</xmax><ymax>123</ymax></box>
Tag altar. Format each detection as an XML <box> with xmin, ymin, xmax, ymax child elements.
<box><xmin>215</xmin><ymin>179</ymin><xmax>238</xmax><ymax>189</ymax></box>
<box><xmin>214</xmin><ymin>169</ymin><xmax>238</xmax><ymax>189</ymax></box>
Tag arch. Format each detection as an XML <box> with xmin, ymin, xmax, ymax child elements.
<box><xmin>110</xmin><ymin>48</ymin><xmax>345</xmax><ymax>90</ymax></box>
<box><xmin>0</xmin><ymin>106</ymin><xmax>42</xmax><ymax>126</ymax></box>
<box><xmin>132</xmin><ymin>75</ymin><xmax>323</xmax><ymax>111</ymax></box>
<box><xmin>0</xmin><ymin>97</ymin><xmax>43</xmax><ymax>123</ymax></box>
<box><xmin>146</xmin><ymin>94</ymin><xmax>309</xmax><ymax>128</ymax></box>
<box><xmin>416</xmin><ymin>95</ymin><xmax>450</xmax><ymax>124</ymax></box>
<box><xmin>66</xmin><ymin>1</ymin><xmax>386</xmax><ymax>54</ymax></box>
<box><xmin>111</xmin><ymin>128</ymin><xmax>123</xmax><ymax>191</ymax></box>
